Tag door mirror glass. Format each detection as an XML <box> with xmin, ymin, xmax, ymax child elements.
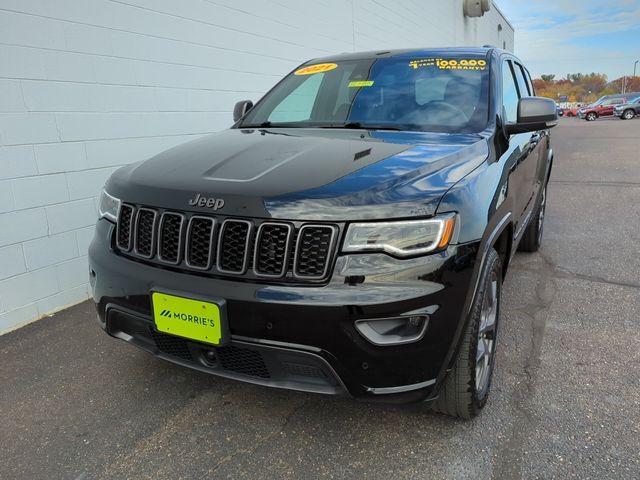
<box><xmin>505</xmin><ymin>97</ymin><xmax>558</xmax><ymax>135</ymax></box>
<box><xmin>233</xmin><ymin>100</ymin><xmax>254</xmax><ymax>122</ymax></box>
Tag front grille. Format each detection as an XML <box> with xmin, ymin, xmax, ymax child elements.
<box><xmin>294</xmin><ymin>225</ymin><xmax>337</xmax><ymax>279</ymax></box>
<box><xmin>216</xmin><ymin>345</ymin><xmax>270</xmax><ymax>378</ymax></box>
<box><xmin>186</xmin><ymin>217</ymin><xmax>215</xmax><ymax>269</ymax></box>
<box><xmin>116</xmin><ymin>205</ymin><xmax>339</xmax><ymax>282</ymax></box>
<box><xmin>148</xmin><ymin>329</ymin><xmax>268</xmax><ymax>379</ymax></box>
<box><xmin>116</xmin><ymin>204</ymin><xmax>134</xmax><ymax>251</ymax></box>
<box><xmin>254</xmin><ymin>223</ymin><xmax>292</xmax><ymax>277</ymax></box>
<box><xmin>158</xmin><ymin>213</ymin><xmax>184</xmax><ymax>264</ymax></box>
<box><xmin>149</xmin><ymin>328</ymin><xmax>193</xmax><ymax>361</ymax></box>
<box><xmin>217</xmin><ymin>220</ymin><xmax>251</xmax><ymax>273</ymax></box>
<box><xmin>134</xmin><ymin>208</ymin><xmax>156</xmax><ymax>258</ymax></box>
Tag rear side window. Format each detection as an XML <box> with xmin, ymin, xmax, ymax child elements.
<box><xmin>512</xmin><ymin>63</ymin><xmax>531</xmax><ymax>98</ymax></box>
<box><xmin>502</xmin><ymin>61</ymin><xmax>520</xmax><ymax>123</ymax></box>
<box><xmin>523</xmin><ymin>67</ymin><xmax>535</xmax><ymax>95</ymax></box>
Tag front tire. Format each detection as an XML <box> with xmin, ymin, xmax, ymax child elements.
<box><xmin>431</xmin><ymin>248</ymin><xmax>502</xmax><ymax>419</ymax></box>
<box><xmin>518</xmin><ymin>184</ymin><xmax>547</xmax><ymax>252</ymax></box>
<box><xmin>622</xmin><ymin>109</ymin><xmax>635</xmax><ymax>120</ymax></box>
<box><xmin>586</xmin><ymin>112</ymin><xmax>597</xmax><ymax>121</ymax></box>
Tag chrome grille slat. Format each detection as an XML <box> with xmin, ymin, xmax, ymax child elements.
<box><xmin>116</xmin><ymin>206</ymin><xmax>338</xmax><ymax>282</ymax></box>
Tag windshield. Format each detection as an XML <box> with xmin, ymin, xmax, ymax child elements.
<box><xmin>239</xmin><ymin>55</ymin><xmax>491</xmax><ymax>134</ymax></box>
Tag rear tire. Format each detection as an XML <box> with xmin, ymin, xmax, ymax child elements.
<box><xmin>622</xmin><ymin>109</ymin><xmax>635</xmax><ymax>120</ymax></box>
<box><xmin>431</xmin><ymin>248</ymin><xmax>502</xmax><ymax>419</ymax></box>
<box><xmin>586</xmin><ymin>112</ymin><xmax>597</xmax><ymax>121</ymax></box>
<box><xmin>518</xmin><ymin>184</ymin><xmax>547</xmax><ymax>252</ymax></box>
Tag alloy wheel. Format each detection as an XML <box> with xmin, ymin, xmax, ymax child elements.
<box><xmin>476</xmin><ymin>271</ymin><xmax>498</xmax><ymax>394</ymax></box>
<box><xmin>623</xmin><ymin>110</ymin><xmax>635</xmax><ymax>120</ymax></box>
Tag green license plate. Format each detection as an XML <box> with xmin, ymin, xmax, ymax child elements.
<box><xmin>151</xmin><ymin>292</ymin><xmax>224</xmax><ymax>346</ymax></box>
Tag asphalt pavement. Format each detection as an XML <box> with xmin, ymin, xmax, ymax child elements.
<box><xmin>1</xmin><ymin>117</ymin><xmax>639</xmax><ymax>480</ymax></box>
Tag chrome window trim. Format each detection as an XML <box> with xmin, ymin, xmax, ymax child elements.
<box><xmin>132</xmin><ymin>207</ymin><xmax>158</xmax><ymax>259</ymax></box>
<box><xmin>292</xmin><ymin>224</ymin><xmax>338</xmax><ymax>280</ymax></box>
<box><xmin>252</xmin><ymin>222</ymin><xmax>293</xmax><ymax>278</ymax></box>
<box><xmin>184</xmin><ymin>215</ymin><xmax>216</xmax><ymax>270</ymax></box>
<box><xmin>116</xmin><ymin>203</ymin><xmax>135</xmax><ymax>252</ymax></box>
<box><xmin>157</xmin><ymin>212</ymin><xmax>186</xmax><ymax>265</ymax></box>
<box><xmin>216</xmin><ymin>219</ymin><xmax>253</xmax><ymax>275</ymax></box>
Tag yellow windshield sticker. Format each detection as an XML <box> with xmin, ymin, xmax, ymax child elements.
<box><xmin>348</xmin><ymin>80</ymin><xmax>374</xmax><ymax>88</ymax></box>
<box><xmin>294</xmin><ymin>63</ymin><xmax>338</xmax><ymax>75</ymax></box>
<box><xmin>409</xmin><ymin>58</ymin><xmax>487</xmax><ymax>70</ymax></box>
<box><xmin>409</xmin><ymin>58</ymin><xmax>437</xmax><ymax>69</ymax></box>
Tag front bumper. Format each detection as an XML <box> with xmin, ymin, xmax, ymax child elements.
<box><xmin>613</xmin><ymin>110</ymin><xmax>623</xmax><ymax>117</ymax></box>
<box><xmin>89</xmin><ymin>219</ymin><xmax>479</xmax><ymax>403</ymax></box>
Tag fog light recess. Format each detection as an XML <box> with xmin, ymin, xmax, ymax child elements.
<box><xmin>354</xmin><ymin>306</ymin><xmax>438</xmax><ymax>346</ymax></box>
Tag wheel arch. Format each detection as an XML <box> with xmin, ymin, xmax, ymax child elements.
<box><xmin>492</xmin><ymin>223</ymin><xmax>513</xmax><ymax>280</ymax></box>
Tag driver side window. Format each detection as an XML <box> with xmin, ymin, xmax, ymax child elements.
<box><xmin>502</xmin><ymin>61</ymin><xmax>520</xmax><ymax>123</ymax></box>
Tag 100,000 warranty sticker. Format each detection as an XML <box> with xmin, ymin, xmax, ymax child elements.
<box><xmin>409</xmin><ymin>58</ymin><xmax>487</xmax><ymax>70</ymax></box>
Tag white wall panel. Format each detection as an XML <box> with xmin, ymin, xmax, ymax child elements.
<box><xmin>0</xmin><ymin>0</ymin><xmax>513</xmax><ymax>332</ymax></box>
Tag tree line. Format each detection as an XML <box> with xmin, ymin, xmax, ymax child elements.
<box><xmin>533</xmin><ymin>73</ymin><xmax>640</xmax><ymax>103</ymax></box>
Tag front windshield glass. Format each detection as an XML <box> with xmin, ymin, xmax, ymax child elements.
<box><xmin>240</xmin><ymin>55</ymin><xmax>491</xmax><ymax>134</ymax></box>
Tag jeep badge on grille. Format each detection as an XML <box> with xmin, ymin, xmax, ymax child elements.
<box><xmin>188</xmin><ymin>193</ymin><xmax>225</xmax><ymax>210</ymax></box>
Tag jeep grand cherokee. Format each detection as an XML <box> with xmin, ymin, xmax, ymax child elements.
<box><xmin>89</xmin><ymin>47</ymin><xmax>557</xmax><ymax>419</ymax></box>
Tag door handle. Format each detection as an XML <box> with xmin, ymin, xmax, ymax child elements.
<box><xmin>529</xmin><ymin>133</ymin><xmax>541</xmax><ymax>150</ymax></box>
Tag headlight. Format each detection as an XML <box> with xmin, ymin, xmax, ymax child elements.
<box><xmin>342</xmin><ymin>214</ymin><xmax>456</xmax><ymax>257</ymax></box>
<box><xmin>98</xmin><ymin>189</ymin><xmax>121</xmax><ymax>223</ymax></box>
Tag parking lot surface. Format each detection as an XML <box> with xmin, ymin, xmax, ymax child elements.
<box><xmin>2</xmin><ymin>117</ymin><xmax>639</xmax><ymax>480</ymax></box>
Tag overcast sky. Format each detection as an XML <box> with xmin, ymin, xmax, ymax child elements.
<box><xmin>496</xmin><ymin>0</ymin><xmax>640</xmax><ymax>81</ymax></box>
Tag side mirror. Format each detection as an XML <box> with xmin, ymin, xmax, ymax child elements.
<box><xmin>505</xmin><ymin>97</ymin><xmax>558</xmax><ymax>135</ymax></box>
<box><xmin>233</xmin><ymin>100</ymin><xmax>253</xmax><ymax>122</ymax></box>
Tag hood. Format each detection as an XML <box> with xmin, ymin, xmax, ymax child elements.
<box><xmin>107</xmin><ymin>128</ymin><xmax>488</xmax><ymax>221</ymax></box>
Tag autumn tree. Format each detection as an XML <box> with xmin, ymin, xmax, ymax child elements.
<box><xmin>532</xmin><ymin>72</ymin><xmax>611</xmax><ymax>102</ymax></box>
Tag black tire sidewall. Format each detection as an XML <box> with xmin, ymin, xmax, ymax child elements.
<box><xmin>468</xmin><ymin>249</ymin><xmax>502</xmax><ymax>411</ymax></box>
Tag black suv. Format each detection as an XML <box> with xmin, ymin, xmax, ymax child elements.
<box><xmin>90</xmin><ymin>47</ymin><xmax>557</xmax><ymax>418</ymax></box>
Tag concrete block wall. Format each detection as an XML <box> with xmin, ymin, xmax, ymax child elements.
<box><xmin>0</xmin><ymin>0</ymin><xmax>513</xmax><ymax>333</ymax></box>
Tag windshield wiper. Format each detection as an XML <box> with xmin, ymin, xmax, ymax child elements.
<box><xmin>322</xmin><ymin>122</ymin><xmax>402</xmax><ymax>131</ymax></box>
<box><xmin>239</xmin><ymin>121</ymin><xmax>272</xmax><ymax>128</ymax></box>
<box><xmin>240</xmin><ymin>121</ymin><xmax>404</xmax><ymax>131</ymax></box>
<box><xmin>240</xmin><ymin>121</ymin><xmax>305</xmax><ymax>129</ymax></box>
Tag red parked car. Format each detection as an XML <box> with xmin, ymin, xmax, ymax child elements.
<box><xmin>578</xmin><ymin>93</ymin><xmax>640</xmax><ymax>121</ymax></box>
<box><xmin>563</xmin><ymin>105</ymin><xmax>581</xmax><ymax>117</ymax></box>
